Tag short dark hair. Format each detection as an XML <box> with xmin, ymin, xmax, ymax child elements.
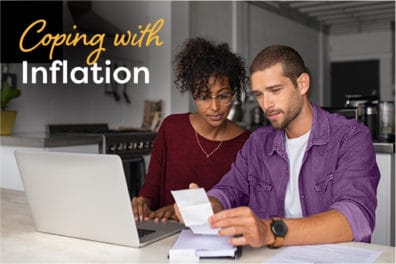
<box><xmin>174</xmin><ymin>37</ymin><xmax>247</xmax><ymax>101</ymax></box>
<box><xmin>250</xmin><ymin>45</ymin><xmax>308</xmax><ymax>86</ymax></box>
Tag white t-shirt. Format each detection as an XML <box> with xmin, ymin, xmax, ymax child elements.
<box><xmin>284</xmin><ymin>130</ymin><xmax>310</xmax><ymax>218</ymax></box>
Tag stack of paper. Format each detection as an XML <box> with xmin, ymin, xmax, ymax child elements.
<box><xmin>170</xmin><ymin>228</ymin><xmax>237</xmax><ymax>258</ymax></box>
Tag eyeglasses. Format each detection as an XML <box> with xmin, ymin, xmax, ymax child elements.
<box><xmin>195</xmin><ymin>92</ymin><xmax>234</xmax><ymax>107</ymax></box>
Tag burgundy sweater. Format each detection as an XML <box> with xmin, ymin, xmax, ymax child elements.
<box><xmin>138</xmin><ymin>113</ymin><xmax>251</xmax><ymax>210</ymax></box>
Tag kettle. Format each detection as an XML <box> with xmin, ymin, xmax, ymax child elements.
<box><xmin>250</xmin><ymin>106</ymin><xmax>265</xmax><ymax>128</ymax></box>
<box><xmin>364</xmin><ymin>103</ymin><xmax>378</xmax><ymax>140</ymax></box>
<box><xmin>227</xmin><ymin>101</ymin><xmax>244</xmax><ymax>122</ymax></box>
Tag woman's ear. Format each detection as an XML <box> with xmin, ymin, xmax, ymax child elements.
<box><xmin>297</xmin><ymin>73</ymin><xmax>310</xmax><ymax>96</ymax></box>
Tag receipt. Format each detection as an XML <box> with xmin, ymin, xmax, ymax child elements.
<box><xmin>171</xmin><ymin>188</ymin><xmax>219</xmax><ymax>235</ymax></box>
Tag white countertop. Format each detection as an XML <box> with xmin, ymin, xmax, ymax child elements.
<box><xmin>1</xmin><ymin>188</ymin><xmax>395</xmax><ymax>263</ymax></box>
<box><xmin>0</xmin><ymin>133</ymin><xmax>103</xmax><ymax>148</ymax></box>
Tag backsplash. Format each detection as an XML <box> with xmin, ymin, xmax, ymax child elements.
<box><xmin>6</xmin><ymin>62</ymin><xmax>150</xmax><ymax>134</ymax></box>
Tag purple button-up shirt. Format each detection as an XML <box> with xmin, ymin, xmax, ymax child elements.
<box><xmin>207</xmin><ymin>104</ymin><xmax>380</xmax><ymax>242</ymax></box>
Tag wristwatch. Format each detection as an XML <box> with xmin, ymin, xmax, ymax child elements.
<box><xmin>269</xmin><ymin>218</ymin><xmax>288</xmax><ymax>248</ymax></box>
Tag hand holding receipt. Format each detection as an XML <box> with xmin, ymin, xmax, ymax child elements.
<box><xmin>171</xmin><ymin>188</ymin><xmax>219</xmax><ymax>235</ymax></box>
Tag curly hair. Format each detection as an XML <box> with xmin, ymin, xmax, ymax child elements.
<box><xmin>174</xmin><ymin>37</ymin><xmax>247</xmax><ymax>102</ymax></box>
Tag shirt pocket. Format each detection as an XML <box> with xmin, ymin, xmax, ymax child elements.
<box><xmin>248</xmin><ymin>175</ymin><xmax>273</xmax><ymax>218</ymax></box>
<box><xmin>314</xmin><ymin>173</ymin><xmax>334</xmax><ymax>192</ymax></box>
<box><xmin>314</xmin><ymin>173</ymin><xmax>334</xmax><ymax>206</ymax></box>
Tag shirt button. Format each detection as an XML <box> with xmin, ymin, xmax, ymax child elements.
<box><xmin>301</xmin><ymin>195</ymin><xmax>305</xmax><ymax>199</ymax></box>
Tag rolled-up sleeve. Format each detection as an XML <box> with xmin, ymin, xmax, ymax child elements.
<box><xmin>330</xmin><ymin>124</ymin><xmax>380</xmax><ymax>242</ymax></box>
<box><xmin>330</xmin><ymin>202</ymin><xmax>373</xmax><ymax>242</ymax></box>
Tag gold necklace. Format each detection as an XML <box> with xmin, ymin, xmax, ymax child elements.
<box><xmin>194</xmin><ymin>130</ymin><xmax>224</xmax><ymax>158</ymax></box>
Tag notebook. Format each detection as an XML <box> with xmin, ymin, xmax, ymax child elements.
<box><xmin>14</xmin><ymin>150</ymin><xmax>184</xmax><ymax>248</ymax></box>
<box><xmin>169</xmin><ymin>228</ymin><xmax>241</xmax><ymax>260</ymax></box>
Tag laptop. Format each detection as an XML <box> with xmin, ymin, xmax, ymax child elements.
<box><xmin>14</xmin><ymin>150</ymin><xmax>185</xmax><ymax>247</ymax></box>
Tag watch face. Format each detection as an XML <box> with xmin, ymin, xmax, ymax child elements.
<box><xmin>271</xmin><ymin>220</ymin><xmax>288</xmax><ymax>237</ymax></box>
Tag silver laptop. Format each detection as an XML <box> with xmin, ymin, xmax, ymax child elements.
<box><xmin>14</xmin><ymin>150</ymin><xmax>184</xmax><ymax>247</ymax></box>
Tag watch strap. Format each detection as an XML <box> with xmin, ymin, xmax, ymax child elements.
<box><xmin>268</xmin><ymin>217</ymin><xmax>285</xmax><ymax>248</ymax></box>
<box><xmin>269</xmin><ymin>235</ymin><xmax>284</xmax><ymax>248</ymax></box>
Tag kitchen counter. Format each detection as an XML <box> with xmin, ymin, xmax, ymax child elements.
<box><xmin>373</xmin><ymin>142</ymin><xmax>395</xmax><ymax>154</ymax></box>
<box><xmin>0</xmin><ymin>133</ymin><xmax>103</xmax><ymax>148</ymax></box>
<box><xmin>1</xmin><ymin>188</ymin><xmax>395</xmax><ymax>263</ymax></box>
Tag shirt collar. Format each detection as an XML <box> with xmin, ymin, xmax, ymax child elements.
<box><xmin>309</xmin><ymin>103</ymin><xmax>330</xmax><ymax>147</ymax></box>
<box><xmin>270</xmin><ymin>103</ymin><xmax>330</xmax><ymax>156</ymax></box>
<box><xmin>270</xmin><ymin>129</ymin><xmax>286</xmax><ymax>157</ymax></box>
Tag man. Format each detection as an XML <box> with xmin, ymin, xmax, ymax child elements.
<box><xmin>178</xmin><ymin>45</ymin><xmax>380</xmax><ymax>248</ymax></box>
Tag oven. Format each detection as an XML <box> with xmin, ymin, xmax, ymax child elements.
<box><xmin>47</xmin><ymin>124</ymin><xmax>157</xmax><ymax>198</ymax></box>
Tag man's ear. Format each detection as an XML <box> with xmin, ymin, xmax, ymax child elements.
<box><xmin>297</xmin><ymin>73</ymin><xmax>310</xmax><ymax>96</ymax></box>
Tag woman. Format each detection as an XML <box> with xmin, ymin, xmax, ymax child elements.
<box><xmin>132</xmin><ymin>37</ymin><xmax>250</xmax><ymax>222</ymax></box>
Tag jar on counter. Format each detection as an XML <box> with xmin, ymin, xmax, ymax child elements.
<box><xmin>379</xmin><ymin>101</ymin><xmax>395</xmax><ymax>142</ymax></box>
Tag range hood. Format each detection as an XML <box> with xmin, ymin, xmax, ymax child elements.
<box><xmin>67</xmin><ymin>1</ymin><xmax>122</xmax><ymax>36</ymax></box>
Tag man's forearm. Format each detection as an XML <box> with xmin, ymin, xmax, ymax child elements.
<box><xmin>281</xmin><ymin>209</ymin><xmax>353</xmax><ymax>246</ymax></box>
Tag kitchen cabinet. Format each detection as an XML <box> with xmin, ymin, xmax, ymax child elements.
<box><xmin>371</xmin><ymin>151</ymin><xmax>395</xmax><ymax>246</ymax></box>
<box><xmin>0</xmin><ymin>135</ymin><xmax>100</xmax><ymax>191</ymax></box>
<box><xmin>1</xmin><ymin>146</ymin><xmax>42</xmax><ymax>191</ymax></box>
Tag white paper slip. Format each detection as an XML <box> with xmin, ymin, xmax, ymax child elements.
<box><xmin>265</xmin><ymin>244</ymin><xmax>382</xmax><ymax>263</ymax></box>
<box><xmin>171</xmin><ymin>188</ymin><xmax>219</xmax><ymax>235</ymax></box>
<box><xmin>169</xmin><ymin>228</ymin><xmax>237</xmax><ymax>259</ymax></box>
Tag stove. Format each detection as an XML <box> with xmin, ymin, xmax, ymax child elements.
<box><xmin>47</xmin><ymin>124</ymin><xmax>157</xmax><ymax>158</ymax></box>
<box><xmin>47</xmin><ymin>124</ymin><xmax>157</xmax><ymax>198</ymax></box>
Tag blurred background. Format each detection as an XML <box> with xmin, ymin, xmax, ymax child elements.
<box><xmin>0</xmin><ymin>1</ymin><xmax>394</xmax><ymax>134</ymax></box>
<box><xmin>1</xmin><ymin>1</ymin><xmax>395</xmax><ymax>247</ymax></box>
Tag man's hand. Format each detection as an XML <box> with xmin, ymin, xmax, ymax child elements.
<box><xmin>131</xmin><ymin>196</ymin><xmax>152</xmax><ymax>222</ymax></box>
<box><xmin>208</xmin><ymin>206</ymin><xmax>274</xmax><ymax>248</ymax></box>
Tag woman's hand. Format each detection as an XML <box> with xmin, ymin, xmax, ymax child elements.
<box><xmin>131</xmin><ymin>196</ymin><xmax>152</xmax><ymax>222</ymax></box>
<box><xmin>149</xmin><ymin>205</ymin><xmax>179</xmax><ymax>222</ymax></box>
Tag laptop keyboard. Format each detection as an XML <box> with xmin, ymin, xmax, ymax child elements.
<box><xmin>137</xmin><ymin>228</ymin><xmax>155</xmax><ymax>238</ymax></box>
